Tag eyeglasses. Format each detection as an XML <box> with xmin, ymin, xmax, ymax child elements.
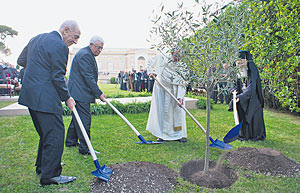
<box><xmin>94</xmin><ymin>45</ymin><xmax>103</xmax><ymax>51</ymax></box>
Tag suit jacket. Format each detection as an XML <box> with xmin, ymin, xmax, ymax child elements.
<box><xmin>17</xmin><ymin>31</ymin><xmax>70</xmax><ymax>114</ymax></box>
<box><xmin>67</xmin><ymin>46</ymin><xmax>102</xmax><ymax>103</ymax></box>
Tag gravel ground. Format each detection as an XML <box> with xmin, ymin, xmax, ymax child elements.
<box><xmin>90</xmin><ymin>161</ymin><xmax>178</xmax><ymax>193</ymax></box>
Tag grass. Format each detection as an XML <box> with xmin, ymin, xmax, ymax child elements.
<box><xmin>0</xmin><ymin>84</ymin><xmax>299</xmax><ymax>192</ymax></box>
<box><xmin>98</xmin><ymin>83</ymin><xmax>151</xmax><ymax>97</ymax></box>
<box><xmin>0</xmin><ymin>101</ymin><xmax>15</xmax><ymax>109</ymax></box>
<box><xmin>0</xmin><ymin>104</ymin><xmax>299</xmax><ymax>192</ymax></box>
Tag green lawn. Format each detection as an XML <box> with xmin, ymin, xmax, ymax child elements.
<box><xmin>98</xmin><ymin>83</ymin><xmax>151</xmax><ymax>97</ymax></box>
<box><xmin>0</xmin><ymin>101</ymin><xmax>15</xmax><ymax>109</ymax></box>
<box><xmin>0</xmin><ymin>103</ymin><xmax>299</xmax><ymax>192</ymax></box>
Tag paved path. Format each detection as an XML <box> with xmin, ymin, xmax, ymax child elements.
<box><xmin>0</xmin><ymin>96</ymin><xmax>198</xmax><ymax>116</ymax></box>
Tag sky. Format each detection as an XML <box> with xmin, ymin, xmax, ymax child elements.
<box><xmin>1</xmin><ymin>0</ymin><xmax>229</xmax><ymax>66</ymax></box>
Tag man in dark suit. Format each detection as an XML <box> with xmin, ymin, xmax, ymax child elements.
<box><xmin>66</xmin><ymin>36</ymin><xmax>106</xmax><ymax>155</ymax></box>
<box><xmin>17</xmin><ymin>20</ymin><xmax>80</xmax><ymax>186</ymax></box>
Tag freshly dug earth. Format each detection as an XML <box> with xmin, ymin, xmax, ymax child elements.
<box><xmin>225</xmin><ymin>147</ymin><xmax>300</xmax><ymax>177</ymax></box>
<box><xmin>180</xmin><ymin>159</ymin><xmax>238</xmax><ymax>189</ymax></box>
<box><xmin>90</xmin><ymin>161</ymin><xmax>178</xmax><ymax>193</ymax></box>
<box><xmin>90</xmin><ymin>147</ymin><xmax>300</xmax><ymax>192</ymax></box>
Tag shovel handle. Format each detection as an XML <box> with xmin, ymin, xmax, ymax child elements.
<box><xmin>103</xmin><ymin>99</ymin><xmax>141</xmax><ymax>137</ymax></box>
<box><xmin>72</xmin><ymin>107</ymin><xmax>97</xmax><ymax>161</ymax></box>
<box><xmin>232</xmin><ymin>90</ymin><xmax>239</xmax><ymax>125</ymax></box>
<box><xmin>153</xmin><ymin>76</ymin><xmax>207</xmax><ymax>134</ymax></box>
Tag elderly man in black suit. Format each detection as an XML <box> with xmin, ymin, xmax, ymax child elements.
<box><xmin>17</xmin><ymin>20</ymin><xmax>80</xmax><ymax>186</ymax></box>
<box><xmin>65</xmin><ymin>36</ymin><xmax>106</xmax><ymax>155</ymax></box>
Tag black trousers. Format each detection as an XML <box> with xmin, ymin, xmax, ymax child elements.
<box><xmin>66</xmin><ymin>101</ymin><xmax>91</xmax><ymax>154</ymax></box>
<box><xmin>29</xmin><ymin>109</ymin><xmax>64</xmax><ymax>179</ymax></box>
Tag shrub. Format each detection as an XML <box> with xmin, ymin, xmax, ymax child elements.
<box><xmin>63</xmin><ymin>100</ymin><xmax>151</xmax><ymax>116</ymax></box>
<box><xmin>110</xmin><ymin>77</ymin><xmax>117</xmax><ymax>84</ymax></box>
<box><xmin>106</xmin><ymin>91</ymin><xmax>151</xmax><ymax>98</ymax></box>
<box><xmin>186</xmin><ymin>93</ymin><xmax>213</xmax><ymax>109</ymax></box>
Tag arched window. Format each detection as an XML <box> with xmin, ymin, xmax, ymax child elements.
<box><xmin>137</xmin><ymin>56</ymin><xmax>145</xmax><ymax>60</ymax></box>
<box><xmin>137</xmin><ymin>56</ymin><xmax>146</xmax><ymax>70</ymax></box>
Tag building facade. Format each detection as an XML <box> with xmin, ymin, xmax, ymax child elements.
<box><xmin>67</xmin><ymin>47</ymin><xmax>158</xmax><ymax>83</ymax></box>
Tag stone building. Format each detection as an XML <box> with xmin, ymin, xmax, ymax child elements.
<box><xmin>67</xmin><ymin>47</ymin><xmax>158</xmax><ymax>83</ymax></box>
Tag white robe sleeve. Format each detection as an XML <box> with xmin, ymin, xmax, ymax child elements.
<box><xmin>177</xmin><ymin>85</ymin><xmax>186</xmax><ymax>99</ymax></box>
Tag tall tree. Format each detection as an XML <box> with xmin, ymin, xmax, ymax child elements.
<box><xmin>241</xmin><ymin>0</ymin><xmax>300</xmax><ymax>113</ymax></box>
<box><xmin>0</xmin><ymin>25</ymin><xmax>18</xmax><ymax>56</ymax></box>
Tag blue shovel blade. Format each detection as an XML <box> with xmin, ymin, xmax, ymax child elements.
<box><xmin>209</xmin><ymin>142</ymin><xmax>233</xmax><ymax>150</ymax></box>
<box><xmin>223</xmin><ymin>121</ymin><xmax>243</xmax><ymax>144</ymax></box>
<box><xmin>135</xmin><ymin>140</ymin><xmax>164</xmax><ymax>144</ymax></box>
<box><xmin>92</xmin><ymin>160</ymin><xmax>113</xmax><ymax>182</ymax></box>
<box><xmin>100</xmin><ymin>165</ymin><xmax>113</xmax><ymax>175</ymax></box>
<box><xmin>135</xmin><ymin>135</ymin><xmax>164</xmax><ymax>144</ymax></box>
<box><xmin>209</xmin><ymin>138</ymin><xmax>233</xmax><ymax>150</ymax></box>
<box><xmin>91</xmin><ymin>169</ymin><xmax>112</xmax><ymax>182</ymax></box>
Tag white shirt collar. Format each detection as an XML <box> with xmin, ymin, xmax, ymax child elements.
<box><xmin>56</xmin><ymin>30</ymin><xmax>63</xmax><ymax>40</ymax></box>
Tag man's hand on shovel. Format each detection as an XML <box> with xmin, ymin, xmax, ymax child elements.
<box><xmin>232</xmin><ymin>90</ymin><xmax>240</xmax><ymax>103</ymax></box>
<box><xmin>99</xmin><ymin>93</ymin><xmax>106</xmax><ymax>102</ymax></box>
<box><xmin>177</xmin><ymin>98</ymin><xmax>183</xmax><ymax>107</ymax></box>
<box><xmin>66</xmin><ymin>97</ymin><xmax>76</xmax><ymax>111</ymax></box>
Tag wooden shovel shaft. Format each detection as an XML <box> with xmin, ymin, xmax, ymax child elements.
<box><xmin>72</xmin><ymin>107</ymin><xmax>97</xmax><ymax>160</ymax></box>
<box><xmin>232</xmin><ymin>90</ymin><xmax>239</xmax><ymax>125</ymax></box>
<box><xmin>153</xmin><ymin>76</ymin><xmax>207</xmax><ymax>134</ymax></box>
<box><xmin>103</xmin><ymin>99</ymin><xmax>141</xmax><ymax>137</ymax></box>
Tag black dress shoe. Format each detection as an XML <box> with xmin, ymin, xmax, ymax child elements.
<box><xmin>176</xmin><ymin>138</ymin><xmax>187</xmax><ymax>143</ymax></box>
<box><xmin>40</xmin><ymin>175</ymin><xmax>76</xmax><ymax>185</ymax></box>
<box><xmin>157</xmin><ymin>138</ymin><xmax>165</xmax><ymax>142</ymax></box>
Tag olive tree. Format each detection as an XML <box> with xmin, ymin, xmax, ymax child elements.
<box><xmin>149</xmin><ymin>0</ymin><xmax>248</xmax><ymax>171</ymax></box>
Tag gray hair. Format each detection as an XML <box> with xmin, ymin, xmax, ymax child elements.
<box><xmin>59</xmin><ymin>20</ymin><xmax>79</xmax><ymax>31</ymax></box>
<box><xmin>90</xmin><ymin>36</ymin><xmax>104</xmax><ymax>45</ymax></box>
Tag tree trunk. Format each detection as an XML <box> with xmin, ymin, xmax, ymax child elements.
<box><xmin>203</xmin><ymin>90</ymin><xmax>211</xmax><ymax>172</ymax></box>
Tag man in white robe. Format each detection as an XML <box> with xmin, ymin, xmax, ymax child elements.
<box><xmin>146</xmin><ymin>53</ymin><xmax>187</xmax><ymax>142</ymax></box>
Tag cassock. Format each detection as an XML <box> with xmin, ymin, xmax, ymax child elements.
<box><xmin>236</xmin><ymin>50</ymin><xmax>266</xmax><ymax>141</ymax></box>
<box><xmin>146</xmin><ymin>54</ymin><xmax>187</xmax><ymax>140</ymax></box>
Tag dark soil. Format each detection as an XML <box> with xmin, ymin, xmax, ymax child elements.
<box><xmin>90</xmin><ymin>161</ymin><xmax>178</xmax><ymax>193</ymax></box>
<box><xmin>180</xmin><ymin>159</ymin><xmax>238</xmax><ymax>189</ymax></box>
<box><xmin>90</xmin><ymin>147</ymin><xmax>300</xmax><ymax>191</ymax></box>
<box><xmin>225</xmin><ymin>147</ymin><xmax>300</xmax><ymax>177</ymax></box>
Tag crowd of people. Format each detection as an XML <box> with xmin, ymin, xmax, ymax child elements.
<box><xmin>117</xmin><ymin>69</ymin><xmax>155</xmax><ymax>93</ymax></box>
<box><xmin>0</xmin><ymin>63</ymin><xmax>24</xmax><ymax>95</ymax></box>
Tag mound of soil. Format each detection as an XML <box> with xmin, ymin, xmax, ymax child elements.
<box><xmin>90</xmin><ymin>147</ymin><xmax>300</xmax><ymax>192</ymax></box>
<box><xmin>225</xmin><ymin>147</ymin><xmax>300</xmax><ymax>177</ymax></box>
<box><xmin>180</xmin><ymin>159</ymin><xmax>238</xmax><ymax>189</ymax></box>
<box><xmin>90</xmin><ymin>161</ymin><xmax>178</xmax><ymax>193</ymax></box>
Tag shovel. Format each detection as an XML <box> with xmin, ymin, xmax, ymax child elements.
<box><xmin>72</xmin><ymin>106</ymin><xmax>113</xmax><ymax>182</ymax></box>
<box><xmin>153</xmin><ymin>76</ymin><xmax>234</xmax><ymax>150</ymax></box>
<box><xmin>103</xmin><ymin>98</ymin><xmax>163</xmax><ymax>144</ymax></box>
<box><xmin>223</xmin><ymin>90</ymin><xmax>242</xmax><ymax>143</ymax></box>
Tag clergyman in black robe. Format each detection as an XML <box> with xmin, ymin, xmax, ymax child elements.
<box><xmin>234</xmin><ymin>50</ymin><xmax>266</xmax><ymax>141</ymax></box>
